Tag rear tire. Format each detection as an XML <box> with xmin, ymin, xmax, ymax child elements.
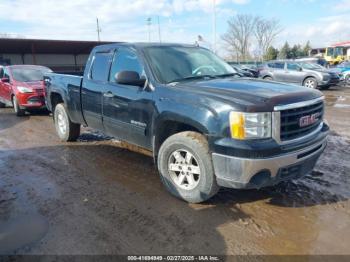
<box><xmin>303</xmin><ymin>77</ymin><xmax>318</xmax><ymax>89</ymax></box>
<box><xmin>157</xmin><ymin>131</ymin><xmax>219</xmax><ymax>203</ymax></box>
<box><xmin>12</xmin><ymin>96</ymin><xmax>25</xmax><ymax>116</ymax></box>
<box><xmin>54</xmin><ymin>103</ymin><xmax>80</xmax><ymax>142</ymax></box>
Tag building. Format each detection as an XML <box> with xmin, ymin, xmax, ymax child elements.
<box><xmin>0</xmin><ymin>38</ymin><xmax>114</xmax><ymax>73</ymax></box>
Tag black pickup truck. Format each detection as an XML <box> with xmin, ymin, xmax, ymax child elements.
<box><xmin>45</xmin><ymin>43</ymin><xmax>329</xmax><ymax>203</ymax></box>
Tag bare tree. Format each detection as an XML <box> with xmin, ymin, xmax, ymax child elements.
<box><xmin>221</xmin><ymin>14</ymin><xmax>257</xmax><ymax>61</ymax></box>
<box><xmin>254</xmin><ymin>17</ymin><xmax>282</xmax><ymax>61</ymax></box>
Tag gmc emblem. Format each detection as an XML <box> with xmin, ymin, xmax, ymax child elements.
<box><xmin>299</xmin><ymin>112</ymin><xmax>320</xmax><ymax>127</ymax></box>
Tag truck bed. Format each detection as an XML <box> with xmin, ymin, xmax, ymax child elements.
<box><xmin>45</xmin><ymin>72</ymin><xmax>85</xmax><ymax>125</ymax></box>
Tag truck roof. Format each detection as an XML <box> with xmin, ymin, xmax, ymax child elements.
<box><xmin>93</xmin><ymin>42</ymin><xmax>200</xmax><ymax>52</ymax></box>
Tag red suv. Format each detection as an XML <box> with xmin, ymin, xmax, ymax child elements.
<box><xmin>0</xmin><ymin>65</ymin><xmax>52</xmax><ymax>116</ymax></box>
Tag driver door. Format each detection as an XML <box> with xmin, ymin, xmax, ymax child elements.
<box><xmin>102</xmin><ymin>47</ymin><xmax>154</xmax><ymax>150</ymax></box>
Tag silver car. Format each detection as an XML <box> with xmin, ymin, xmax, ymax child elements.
<box><xmin>259</xmin><ymin>60</ymin><xmax>340</xmax><ymax>90</ymax></box>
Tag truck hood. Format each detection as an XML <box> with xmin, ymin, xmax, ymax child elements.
<box><xmin>171</xmin><ymin>78</ymin><xmax>322</xmax><ymax>112</ymax></box>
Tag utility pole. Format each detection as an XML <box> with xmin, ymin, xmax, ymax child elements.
<box><xmin>96</xmin><ymin>18</ymin><xmax>102</xmax><ymax>42</ymax></box>
<box><xmin>157</xmin><ymin>16</ymin><xmax>161</xmax><ymax>43</ymax></box>
<box><xmin>147</xmin><ymin>17</ymin><xmax>152</xmax><ymax>42</ymax></box>
<box><xmin>212</xmin><ymin>0</ymin><xmax>217</xmax><ymax>53</ymax></box>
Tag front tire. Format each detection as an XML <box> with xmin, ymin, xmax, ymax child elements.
<box><xmin>12</xmin><ymin>96</ymin><xmax>25</xmax><ymax>116</ymax></box>
<box><xmin>264</xmin><ymin>76</ymin><xmax>273</xmax><ymax>81</ymax></box>
<box><xmin>157</xmin><ymin>131</ymin><xmax>219</xmax><ymax>203</ymax></box>
<box><xmin>303</xmin><ymin>77</ymin><xmax>318</xmax><ymax>89</ymax></box>
<box><xmin>54</xmin><ymin>103</ymin><xmax>80</xmax><ymax>142</ymax></box>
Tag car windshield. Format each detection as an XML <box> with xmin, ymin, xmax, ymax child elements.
<box><xmin>143</xmin><ymin>46</ymin><xmax>236</xmax><ymax>84</ymax></box>
<box><xmin>11</xmin><ymin>67</ymin><xmax>51</xmax><ymax>82</ymax></box>
<box><xmin>299</xmin><ymin>62</ymin><xmax>323</xmax><ymax>70</ymax></box>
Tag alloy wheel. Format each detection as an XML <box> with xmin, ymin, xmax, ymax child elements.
<box><xmin>168</xmin><ymin>149</ymin><xmax>201</xmax><ymax>190</ymax></box>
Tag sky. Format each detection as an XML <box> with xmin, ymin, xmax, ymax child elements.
<box><xmin>0</xmin><ymin>0</ymin><xmax>349</xmax><ymax>56</ymax></box>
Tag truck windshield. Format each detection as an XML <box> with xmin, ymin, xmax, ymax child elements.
<box><xmin>11</xmin><ymin>67</ymin><xmax>51</xmax><ymax>82</ymax></box>
<box><xmin>144</xmin><ymin>46</ymin><xmax>236</xmax><ymax>84</ymax></box>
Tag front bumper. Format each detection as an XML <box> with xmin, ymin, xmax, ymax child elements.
<box><xmin>17</xmin><ymin>93</ymin><xmax>46</xmax><ymax>109</ymax></box>
<box><xmin>212</xmin><ymin>135</ymin><xmax>327</xmax><ymax>189</ymax></box>
<box><xmin>320</xmin><ymin>77</ymin><xmax>340</xmax><ymax>86</ymax></box>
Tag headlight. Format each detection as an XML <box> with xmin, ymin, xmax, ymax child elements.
<box><xmin>229</xmin><ymin>112</ymin><xmax>271</xmax><ymax>140</ymax></box>
<box><xmin>17</xmin><ymin>86</ymin><xmax>33</xmax><ymax>93</ymax></box>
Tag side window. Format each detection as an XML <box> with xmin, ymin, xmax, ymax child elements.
<box><xmin>109</xmin><ymin>48</ymin><xmax>143</xmax><ymax>82</ymax></box>
<box><xmin>287</xmin><ymin>63</ymin><xmax>300</xmax><ymax>71</ymax></box>
<box><xmin>3</xmin><ymin>68</ymin><xmax>10</xmax><ymax>79</ymax></box>
<box><xmin>90</xmin><ymin>52</ymin><xmax>112</xmax><ymax>82</ymax></box>
<box><xmin>267</xmin><ymin>63</ymin><xmax>275</xmax><ymax>68</ymax></box>
<box><xmin>274</xmin><ymin>62</ymin><xmax>285</xmax><ymax>69</ymax></box>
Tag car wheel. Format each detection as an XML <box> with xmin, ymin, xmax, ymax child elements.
<box><xmin>157</xmin><ymin>131</ymin><xmax>219</xmax><ymax>203</ymax></box>
<box><xmin>303</xmin><ymin>77</ymin><xmax>318</xmax><ymax>89</ymax></box>
<box><xmin>264</xmin><ymin>76</ymin><xmax>273</xmax><ymax>81</ymax></box>
<box><xmin>54</xmin><ymin>103</ymin><xmax>80</xmax><ymax>142</ymax></box>
<box><xmin>12</xmin><ymin>96</ymin><xmax>25</xmax><ymax>116</ymax></box>
<box><xmin>0</xmin><ymin>101</ymin><xmax>5</xmax><ymax>108</ymax></box>
<box><xmin>320</xmin><ymin>85</ymin><xmax>330</xmax><ymax>90</ymax></box>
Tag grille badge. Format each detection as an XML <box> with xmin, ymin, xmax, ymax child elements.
<box><xmin>299</xmin><ymin>112</ymin><xmax>320</xmax><ymax>127</ymax></box>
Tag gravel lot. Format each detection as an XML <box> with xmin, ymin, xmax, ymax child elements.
<box><xmin>0</xmin><ymin>85</ymin><xmax>349</xmax><ymax>255</ymax></box>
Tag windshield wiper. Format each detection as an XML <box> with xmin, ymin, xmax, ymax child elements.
<box><xmin>168</xmin><ymin>74</ymin><xmax>217</xmax><ymax>84</ymax></box>
<box><xmin>214</xmin><ymin>73</ymin><xmax>241</xmax><ymax>78</ymax></box>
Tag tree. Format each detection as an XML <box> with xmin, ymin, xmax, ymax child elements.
<box><xmin>264</xmin><ymin>46</ymin><xmax>279</xmax><ymax>60</ymax></box>
<box><xmin>254</xmin><ymin>17</ymin><xmax>282</xmax><ymax>61</ymax></box>
<box><xmin>222</xmin><ymin>14</ymin><xmax>257</xmax><ymax>62</ymax></box>
<box><xmin>303</xmin><ymin>41</ymin><xmax>312</xmax><ymax>56</ymax></box>
<box><xmin>278</xmin><ymin>41</ymin><xmax>291</xmax><ymax>59</ymax></box>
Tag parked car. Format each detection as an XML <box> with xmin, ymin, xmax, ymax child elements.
<box><xmin>238</xmin><ymin>64</ymin><xmax>260</xmax><ymax>78</ymax></box>
<box><xmin>229</xmin><ymin>64</ymin><xmax>254</xmax><ymax>77</ymax></box>
<box><xmin>341</xmin><ymin>69</ymin><xmax>350</xmax><ymax>85</ymax></box>
<box><xmin>0</xmin><ymin>65</ymin><xmax>52</xmax><ymax>116</ymax></box>
<box><xmin>330</xmin><ymin>61</ymin><xmax>350</xmax><ymax>74</ymax></box>
<box><xmin>259</xmin><ymin>60</ymin><xmax>340</xmax><ymax>89</ymax></box>
<box><xmin>44</xmin><ymin>43</ymin><xmax>328</xmax><ymax>203</ymax></box>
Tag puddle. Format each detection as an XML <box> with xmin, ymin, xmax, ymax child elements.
<box><xmin>0</xmin><ymin>214</ymin><xmax>48</xmax><ymax>254</ymax></box>
<box><xmin>334</xmin><ymin>104</ymin><xmax>350</xmax><ymax>108</ymax></box>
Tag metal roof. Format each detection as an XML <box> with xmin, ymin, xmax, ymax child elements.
<box><xmin>0</xmin><ymin>38</ymin><xmax>116</xmax><ymax>54</ymax></box>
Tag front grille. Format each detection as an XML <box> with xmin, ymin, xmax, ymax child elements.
<box><xmin>280</xmin><ymin>101</ymin><xmax>324</xmax><ymax>141</ymax></box>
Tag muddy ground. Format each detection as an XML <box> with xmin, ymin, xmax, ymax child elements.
<box><xmin>0</xmin><ymin>86</ymin><xmax>350</xmax><ymax>256</ymax></box>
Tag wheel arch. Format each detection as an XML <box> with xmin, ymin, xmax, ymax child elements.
<box><xmin>153</xmin><ymin>116</ymin><xmax>209</xmax><ymax>161</ymax></box>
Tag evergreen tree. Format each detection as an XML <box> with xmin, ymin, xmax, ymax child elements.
<box><xmin>264</xmin><ymin>46</ymin><xmax>279</xmax><ymax>60</ymax></box>
<box><xmin>278</xmin><ymin>42</ymin><xmax>291</xmax><ymax>59</ymax></box>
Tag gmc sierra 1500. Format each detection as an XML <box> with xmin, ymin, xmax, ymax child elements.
<box><xmin>45</xmin><ymin>43</ymin><xmax>328</xmax><ymax>203</ymax></box>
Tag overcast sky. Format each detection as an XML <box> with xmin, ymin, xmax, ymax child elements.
<box><xmin>0</xmin><ymin>0</ymin><xmax>349</xmax><ymax>55</ymax></box>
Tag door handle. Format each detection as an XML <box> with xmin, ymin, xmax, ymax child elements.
<box><xmin>103</xmin><ymin>91</ymin><xmax>114</xmax><ymax>98</ymax></box>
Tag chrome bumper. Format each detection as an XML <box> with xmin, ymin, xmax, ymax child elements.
<box><xmin>212</xmin><ymin>137</ymin><xmax>327</xmax><ymax>189</ymax></box>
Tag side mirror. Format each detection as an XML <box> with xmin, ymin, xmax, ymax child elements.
<box><xmin>1</xmin><ymin>77</ymin><xmax>10</xmax><ymax>83</ymax></box>
<box><xmin>115</xmin><ymin>71</ymin><xmax>146</xmax><ymax>87</ymax></box>
<box><xmin>298</xmin><ymin>67</ymin><xmax>302</xmax><ymax>71</ymax></box>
